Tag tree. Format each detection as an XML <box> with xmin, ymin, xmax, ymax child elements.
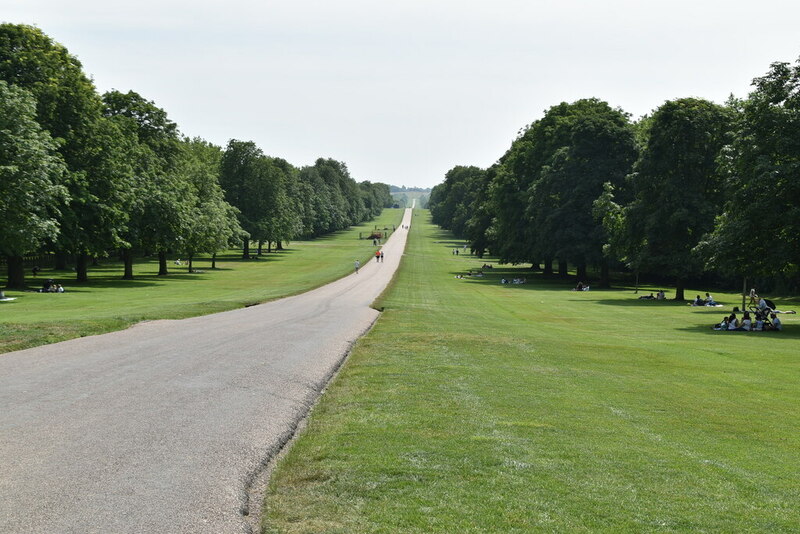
<box><xmin>0</xmin><ymin>81</ymin><xmax>67</xmax><ymax>288</ymax></box>
<box><xmin>1</xmin><ymin>24</ymin><xmax>132</xmax><ymax>281</ymax></box>
<box><xmin>702</xmin><ymin>59</ymin><xmax>800</xmax><ymax>281</ymax></box>
<box><xmin>527</xmin><ymin>101</ymin><xmax>637</xmax><ymax>283</ymax></box>
<box><xmin>103</xmin><ymin>90</ymin><xmax>192</xmax><ymax>277</ymax></box>
<box><xmin>620</xmin><ymin>98</ymin><xmax>733</xmax><ymax>299</ymax></box>
<box><xmin>430</xmin><ymin>166</ymin><xmax>486</xmax><ymax>237</ymax></box>
<box><xmin>487</xmin><ymin>99</ymin><xmax>636</xmax><ymax>282</ymax></box>
<box><xmin>179</xmin><ymin>138</ymin><xmax>243</xmax><ymax>272</ymax></box>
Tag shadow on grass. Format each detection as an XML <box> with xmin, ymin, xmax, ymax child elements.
<box><xmin>587</xmin><ymin>298</ymin><xmax>707</xmax><ymax>308</ymax></box>
<box><xmin>675</xmin><ymin>323</ymin><xmax>800</xmax><ymax>339</ymax></box>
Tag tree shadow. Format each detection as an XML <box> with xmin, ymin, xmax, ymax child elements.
<box><xmin>674</xmin><ymin>324</ymin><xmax>800</xmax><ymax>339</ymax></box>
<box><xmin>588</xmin><ymin>298</ymin><xmax>712</xmax><ymax>308</ymax></box>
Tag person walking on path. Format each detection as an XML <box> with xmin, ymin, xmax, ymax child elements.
<box><xmin>380</xmin><ymin>251</ymin><xmax>384</xmax><ymax>263</ymax></box>
<box><xmin>354</xmin><ymin>259</ymin><xmax>360</xmax><ymax>274</ymax></box>
<box><xmin>375</xmin><ymin>250</ymin><xmax>381</xmax><ymax>262</ymax></box>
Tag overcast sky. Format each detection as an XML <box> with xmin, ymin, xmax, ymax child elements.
<box><xmin>2</xmin><ymin>1</ymin><xmax>799</xmax><ymax>188</ymax></box>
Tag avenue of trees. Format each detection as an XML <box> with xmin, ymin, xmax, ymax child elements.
<box><xmin>0</xmin><ymin>24</ymin><xmax>392</xmax><ymax>289</ymax></box>
<box><xmin>429</xmin><ymin>57</ymin><xmax>800</xmax><ymax>299</ymax></box>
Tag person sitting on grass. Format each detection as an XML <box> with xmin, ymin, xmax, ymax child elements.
<box><xmin>754</xmin><ymin>317</ymin><xmax>764</xmax><ymax>331</ymax></box>
<box><xmin>704</xmin><ymin>293</ymin><xmax>718</xmax><ymax>306</ymax></box>
<box><xmin>713</xmin><ymin>316</ymin><xmax>730</xmax><ymax>330</ymax></box>
<box><xmin>656</xmin><ymin>290</ymin><xmax>666</xmax><ymax>300</ymax></box>
<box><xmin>691</xmin><ymin>295</ymin><xmax>704</xmax><ymax>306</ymax></box>
<box><xmin>727</xmin><ymin>313</ymin><xmax>739</xmax><ymax>330</ymax></box>
<box><xmin>736</xmin><ymin>311</ymin><xmax>752</xmax><ymax>331</ymax></box>
<box><xmin>769</xmin><ymin>313</ymin><xmax>782</xmax><ymax>331</ymax></box>
<box><xmin>639</xmin><ymin>293</ymin><xmax>655</xmax><ymax>300</ymax></box>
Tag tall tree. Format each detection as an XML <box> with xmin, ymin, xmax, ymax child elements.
<box><xmin>702</xmin><ymin>59</ymin><xmax>800</xmax><ymax>281</ymax></box>
<box><xmin>220</xmin><ymin>140</ymin><xmax>287</xmax><ymax>257</ymax></box>
<box><xmin>0</xmin><ymin>24</ymin><xmax>133</xmax><ymax>281</ymax></box>
<box><xmin>0</xmin><ymin>81</ymin><xmax>68</xmax><ymax>288</ymax></box>
<box><xmin>103</xmin><ymin>90</ymin><xmax>192</xmax><ymax>277</ymax></box>
<box><xmin>620</xmin><ymin>98</ymin><xmax>733</xmax><ymax>299</ymax></box>
<box><xmin>179</xmin><ymin>138</ymin><xmax>243</xmax><ymax>272</ymax></box>
<box><xmin>487</xmin><ymin>99</ymin><xmax>636</xmax><ymax>282</ymax></box>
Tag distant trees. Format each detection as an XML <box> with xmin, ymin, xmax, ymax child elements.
<box><xmin>0</xmin><ymin>24</ymin><xmax>391</xmax><ymax>289</ymax></box>
<box><xmin>430</xmin><ymin>56</ymin><xmax>800</xmax><ymax>296</ymax></box>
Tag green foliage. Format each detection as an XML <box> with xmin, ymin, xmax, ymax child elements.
<box><xmin>0</xmin><ymin>81</ymin><xmax>67</xmax><ymax>258</ymax></box>
<box><xmin>622</xmin><ymin>99</ymin><xmax>733</xmax><ymax>284</ymax></box>
<box><xmin>179</xmin><ymin>138</ymin><xmax>243</xmax><ymax>263</ymax></box>
<box><xmin>103</xmin><ymin>90</ymin><xmax>193</xmax><ymax>266</ymax></box>
<box><xmin>703</xmin><ymin>59</ymin><xmax>800</xmax><ymax>277</ymax></box>
<box><xmin>486</xmin><ymin>99</ymin><xmax>636</xmax><ymax>271</ymax></box>
<box><xmin>0</xmin><ymin>24</ymin><xmax>101</xmax><ymax>162</ymax></box>
<box><xmin>0</xmin><ymin>24</ymin><xmax>132</xmax><ymax>278</ymax></box>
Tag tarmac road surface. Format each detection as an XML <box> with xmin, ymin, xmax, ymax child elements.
<box><xmin>0</xmin><ymin>208</ymin><xmax>412</xmax><ymax>534</ymax></box>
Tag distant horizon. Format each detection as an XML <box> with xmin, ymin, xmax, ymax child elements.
<box><xmin>2</xmin><ymin>1</ymin><xmax>799</xmax><ymax>189</ymax></box>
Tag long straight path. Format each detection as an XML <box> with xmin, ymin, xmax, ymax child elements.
<box><xmin>0</xmin><ymin>208</ymin><xmax>412</xmax><ymax>534</ymax></box>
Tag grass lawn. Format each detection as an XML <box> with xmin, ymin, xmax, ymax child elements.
<box><xmin>264</xmin><ymin>210</ymin><xmax>800</xmax><ymax>533</ymax></box>
<box><xmin>0</xmin><ymin>209</ymin><xmax>404</xmax><ymax>354</ymax></box>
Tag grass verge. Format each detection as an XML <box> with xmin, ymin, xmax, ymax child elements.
<box><xmin>263</xmin><ymin>210</ymin><xmax>800</xmax><ymax>533</ymax></box>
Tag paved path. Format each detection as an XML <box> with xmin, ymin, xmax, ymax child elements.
<box><xmin>0</xmin><ymin>209</ymin><xmax>412</xmax><ymax>534</ymax></box>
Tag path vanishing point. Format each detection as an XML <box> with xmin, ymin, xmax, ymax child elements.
<box><xmin>0</xmin><ymin>208</ymin><xmax>413</xmax><ymax>533</ymax></box>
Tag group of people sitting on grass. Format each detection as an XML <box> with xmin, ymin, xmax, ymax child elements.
<box><xmin>714</xmin><ymin>311</ymin><xmax>781</xmax><ymax>331</ymax></box>
<box><xmin>690</xmin><ymin>293</ymin><xmax>720</xmax><ymax>306</ymax></box>
<box><xmin>639</xmin><ymin>290</ymin><xmax>666</xmax><ymax>300</ymax></box>
<box><xmin>455</xmin><ymin>269</ymin><xmax>485</xmax><ymax>279</ymax></box>
<box><xmin>500</xmin><ymin>277</ymin><xmax>526</xmax><ymax>284</ymax></box>
<box><xmin>38</xmin><ymin>279</ymin><xmax>64</xmax><ymax>293</ymax></box>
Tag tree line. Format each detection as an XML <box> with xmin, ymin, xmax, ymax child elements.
<box><xmin>0</xmin><ymin>24</ymin><xmax>393</xmax><ymax>289</ymax></box>
<box><xmin>428</xmin><ymin>57</ymin><xmax>800</xmax><ymax>299</ymax></box>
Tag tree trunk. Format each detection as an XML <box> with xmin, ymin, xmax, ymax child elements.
<box><xmin>55</xmin><ymin>251</ymin><xmax>68</xmax><ymax>270</ymax></box>
<box><xmin>543</xmin><ymin>258</ymin><xmax>553</xmax><ymax>276</ymax></box>
<box><xmin>558</xmin><ymin>260</ymin><xmax>568</xmax><ymax>278</ymax></box>
<box><xmin>267</xmin><ymin>241</ymin><xmax>272</xmax><ymax>253</ymax></box>
<box><xmin>257</xmin><ymin>240</ymin><xmax>263</xmax><ymax>255</ymax></box>
<box><xmin>76</xmin><ymin>253</ymin><xmax>89</xmax><ymax>282</ymax></box>
<box><xmin>122</xmin><ymin>249</ymin><xmax>134</xmax><ymax>280</ymax></box>
<box><xmin>158</xmin><ymin>251</ymin><xmax>168</xmax><ymax>275</ymax></box>
<box><xmin>188</xmin><ymin>254</ymin><xmax>193</xmax><ymax>273</ymax></box>
<box><xmin>276</xmin><ymin>241</ymin><xmax>284</xmax><ymax>251</ymax></box>
<box><xmin>599</xmin><ymin>261</ymin><xmax>610</xmax><ymax>289</ymax></box>
<box><xmin>675</xmin><ymin>278</ymin><xmax>685</xmax><ymax>301</ymax></box>
<box><xmin>576</xmin><ymin>262</ymin><xmax>588</xmax><ymax>282</ymax></box>
<box><xmin>243</xmin><ymin>241</ymin><xmax>250</xmax><ymax>259</ymax></box>
<box><xmin>5</xmin><ymin>256</ymin><xmax>26</xmax><ymax>289</ymax></box>
<box><xmin>211</xmin><ymin>253</ymin><xmax>217</xmax><ymax>269</ymax></box>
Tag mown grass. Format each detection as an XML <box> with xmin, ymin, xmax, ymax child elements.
<box><xmin>264</xmin><ymin>210</ymin><xmax>800</xmax><ymax>533</ymax></box>
<box><xmin>0</xmin><ymin>209</ymin><xmax>403</xmax><ymax>354</ymax></box>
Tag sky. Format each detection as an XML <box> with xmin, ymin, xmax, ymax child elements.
<box><xmin>2</xmin><ymin>1</ymin><xmax>799</xmax><ymax>189</ymax></box>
